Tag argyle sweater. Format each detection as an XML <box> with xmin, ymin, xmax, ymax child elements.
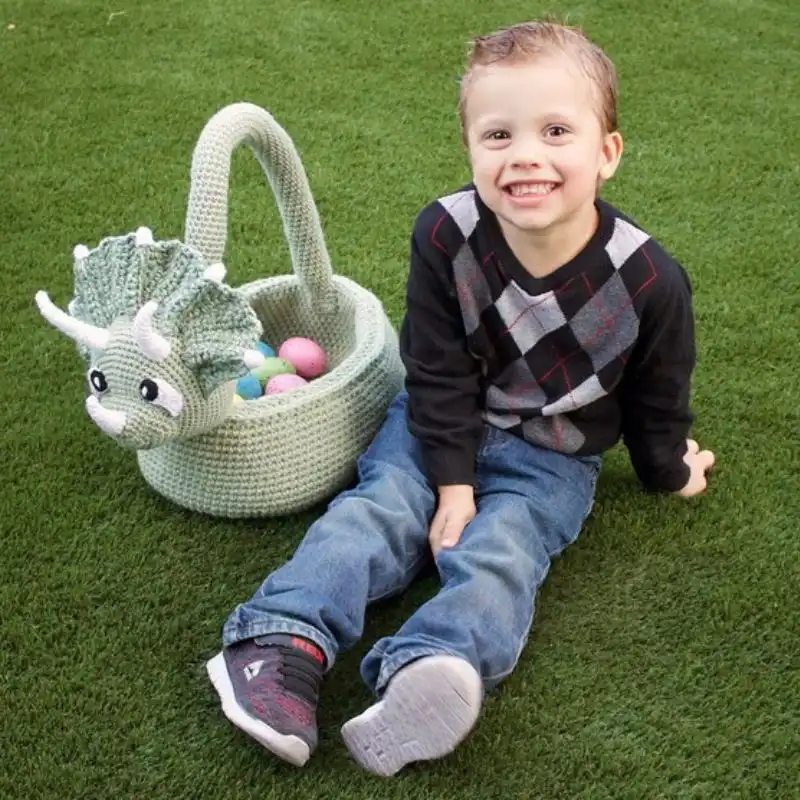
<box><xmin>399</xmin><ymin>185</ymin><xmax>695</xmax><ymax>493</ymax></box>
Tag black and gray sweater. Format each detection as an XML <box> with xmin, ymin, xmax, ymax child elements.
<box><xmin>399</xmin><ymin>184</ymin><xmax>695</xmax><ymax>493</ymax></box>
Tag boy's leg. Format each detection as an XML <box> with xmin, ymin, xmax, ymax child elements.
<box><xmin>207</xmin><ymin>391</ymin><xmax>435</xmax><ymax>765</ymax></box>
<box><xmin>342</xmin><ymin>427</ymin><xmax>601</xmax><ymax>775</ymax></box>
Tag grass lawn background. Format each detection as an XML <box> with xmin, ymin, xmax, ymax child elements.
<box><xmin>1</xmin><ymin>0</ymin><xmax>798</xmax><ymax>797</ymax></box>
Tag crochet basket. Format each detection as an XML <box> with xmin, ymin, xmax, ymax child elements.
<box><xmin>140</xmin><ymin>103</ymin><xmax>405</xmax><ymax>516</ymax></box>
<box><xmin>38</xmin><ymin>102</ymin><xmax>406</xmax><ymax>518</ymax></box>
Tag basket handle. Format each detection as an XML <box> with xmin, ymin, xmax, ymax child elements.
<box><xmin>184</xmin><ymin>102</ymin><xmax>336</xmax><ymax>309</ymax></box>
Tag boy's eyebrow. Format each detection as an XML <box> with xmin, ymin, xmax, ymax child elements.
<box><xmin>471</xmin><ymin>115</ymin><xmax>510</xmax><ymax>127</ymax></box>
<box><xmin>470</xmin><ymin>108</ymin><xmax>582</xmax><ymax>128</ymax></box>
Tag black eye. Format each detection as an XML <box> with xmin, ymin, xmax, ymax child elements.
<box><xmin>89</xmin><ymin>369</ymin><xmax>108</xmax><ymax>393</ymax></box>
<box><xmin>140</xmin><ymin>379</ymin><xmax>159</xmax><ymax>402</ymax></box>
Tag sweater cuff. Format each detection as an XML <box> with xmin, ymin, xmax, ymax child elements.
<box><xmin>421</xmin><ymin>444</ymin><xmax>478</xmax><ymax>489</ymax></box>
<box><xmin>642</xmin><ymin>459</ymin><xmax>692</xmax><ymax>493</ymax></box>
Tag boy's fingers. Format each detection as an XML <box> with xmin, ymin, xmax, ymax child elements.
<box><xmin>680</xmin><ymin>475</ymin><xmax>707</xmax><ymax>498</ymax></box>
<box><xmin>430</xmin><ymin>510</ymin><xmax>456</xmax><ymax>548</ymax></box>
<box><xmin>686</xmin><ymin>439</ymin><xmax>700</xmax><ymax>456</ymax></box>
<box><xmin>440</xmin><ymin>514</ymin><xmax>474</xmax><ymax>548</ymax></box>
<box><xmin>698</xmin><ymin>449</ymin><xmax>715</xmax><ymax>471</ymax></box>
<box><xmin>441</xmin><ymin>524</ymin><xmax>464</xmax><ymax>548</ymax></box>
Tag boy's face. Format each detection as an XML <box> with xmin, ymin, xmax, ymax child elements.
<box><xmin>463</xmin><ymin>53</ymin><xmax>623</xmax><ymax>241</ymax></box>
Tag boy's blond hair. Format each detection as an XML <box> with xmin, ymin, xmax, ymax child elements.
<box><xmin>458</xmin><ymin>21</ymin><xmax>620</xmax><ymax>136</ymax></box>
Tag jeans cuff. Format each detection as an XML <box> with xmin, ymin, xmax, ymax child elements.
<box><xmin>222</xmin><ymin>615</ymin><xmax>337</xmax><ymax>672</ymax></box>
<box><xmin>373</xmin><ymin>645</ymin><xmax>465</xmax><ymax>696</ymax></box>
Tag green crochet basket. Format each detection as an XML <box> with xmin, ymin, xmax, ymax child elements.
<box><xmin>35</xmin><ymin>102</ymin><xmax>406</xmax><ymax>517</ymax></box>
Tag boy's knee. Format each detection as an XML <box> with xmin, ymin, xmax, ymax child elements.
<box><xmin>341</xmin><ymin>461</ymin><xmax>435</xmax><ymax>517</ymax></box>
<box><xmin>441</xmin><ymin>524</ymin><xmax>544</xmax><ymax>586</ymax></box>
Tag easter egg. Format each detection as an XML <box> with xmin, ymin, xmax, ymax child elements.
<box><xmin>251</xmin><ymin>357</ymin><xmax>295</xmax><ymax>384</ymax></box>
<box><xmin>255</xmin><ymin>341</ymin><xmax>276</xmax><ymax>359</ymax></box>
<box><xmin>232</xmin><ymin>394</ymin><xmax>245</xmax><ymax>405</ymax></box>
<box><xmin>265</xmin><ymin>373</ymin><xmax>308</xmax><ymax>395</ymax></box>
<box><xmin>236</xmin><ymin>373</ymin><xmax>263</xmax><ymax>400</ymax></box>
<box><xmin>278</xmin><ymin>337</ymin><xmax>327</xmax><ymax>379</ymax></box>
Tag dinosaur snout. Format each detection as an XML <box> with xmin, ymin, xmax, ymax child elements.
<box><xmin>86</xmin><ymin>395</ymin><xmax>127</xmax><ymax>436</ymax></box>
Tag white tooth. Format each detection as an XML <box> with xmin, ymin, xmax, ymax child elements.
<box><xmin>511</xmin><ymin>182</ymin><xmax>554</xmax><ymax>196</ymax></box>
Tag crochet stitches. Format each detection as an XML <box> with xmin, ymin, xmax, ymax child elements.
<box><xmin>35</xmin><ymin>102</ymin><xmax>405</xmax><ymax>517</ymax></box>
<box><xmin>36</xmin><ymin>229</ymin><xmax>264</xmax><ymax>450</ymax></box>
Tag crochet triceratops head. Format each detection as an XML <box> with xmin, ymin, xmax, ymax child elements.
<box><xmin>35</xmin><ymin>227</ymin><xmax>265</xmax><ymax>450</ymax></box>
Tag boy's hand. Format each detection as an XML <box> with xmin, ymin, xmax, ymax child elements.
<box><xmin>429</xmin><ymin>485</ymin><xmax>476</xmax><ymax>554</ymax></box>
<box><xmin>676</xmin><ymin>439</ymin><xmax>715</xmax><ymax>497</ymax></box>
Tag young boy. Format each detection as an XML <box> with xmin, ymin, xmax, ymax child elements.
<box><xmin>206</xmin><ymin>20</ymin><xmax>715</xmax><ymax>776</ymax></box>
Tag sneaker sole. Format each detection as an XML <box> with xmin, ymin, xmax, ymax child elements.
<box><xmin>206</xmin><ymin>652</ymin><xmax>311</xmax><ymax>767</ymax></box>
<box><xmin>340</xmin><ymin>655</ymin><xmax>482</xmax><ymax>776</ymax></box>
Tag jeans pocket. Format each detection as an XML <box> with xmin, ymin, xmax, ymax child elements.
<box><xmin>479</xmin><ymin>424</ymin><xmax>511</xmax><ymax>455</ymax></box>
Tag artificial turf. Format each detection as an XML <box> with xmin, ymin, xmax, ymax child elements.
<box><xmin>1</xmin><ymin>0</ymin><xmax>798</xmax><ymax>797</ymax></box>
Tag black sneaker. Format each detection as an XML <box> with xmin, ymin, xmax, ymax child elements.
<box><xmin>206</xmin><ymin>634</ymin><xmax>325</xmax><ymax>766</ymax></box>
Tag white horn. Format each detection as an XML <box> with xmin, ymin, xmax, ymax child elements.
<box><xmin>86</xmin><ymin>395</ymin><xmax>127</xmax><ymax>436</ymax></box>
<box><xmin>135</xmin><ymin>226</ymin><xmax>154</xmax><ymax>246</ymax></box>
<box><xmin>35</xmin><ymin>291</ymin><xmax>110</xmax><ymax>351</ymax></box>
<box><xmin>132</xmin><ymin>301</ymin><xmax>171</xmax><ymax>361</ymax></box>
<box><xmin>203</xmin><ymin>262</ymin><xmax>226</xmax><ymax>283</ymax></box>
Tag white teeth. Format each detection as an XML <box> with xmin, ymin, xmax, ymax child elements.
<box><xmin>508</xmin><ymin>183</ymin><xmax>556</xmax><ymax>197</ymax></box>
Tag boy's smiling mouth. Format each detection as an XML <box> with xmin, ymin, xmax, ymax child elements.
<box><xmin>503</xmin><ymin>180</ymin><xmax>560</xmax><ymax>198</ymax></box>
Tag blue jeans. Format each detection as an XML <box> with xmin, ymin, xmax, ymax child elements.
<box><xmin>223</xmin><ymin>391</ymin><xmax>601</xmax><ymax>695</ymax></box>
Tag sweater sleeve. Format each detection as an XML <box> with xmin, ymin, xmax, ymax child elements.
<box><xmin>620</xmin><ymin>255</ymin><xmax>696</xmax><ymax>492</ymax></box>
<box><xmin>399</xmin><ymin>215</ymin><xmax>483</xmax><ymax>488</ymax></box>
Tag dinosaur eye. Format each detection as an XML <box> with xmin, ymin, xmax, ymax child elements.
<box><xmin>88</xmin><ymin>368</ymin><xmax>108</xmax><ymax>394</ymax></box>
<box><xmin>140</xmin><ymin>379</ymin><xmax>158</xmax><ymax>401</ymax></box>
<box><xmin>139</xmin><ymin>377</ymin><xmax>184</xmax><ymax>417</ymax></box>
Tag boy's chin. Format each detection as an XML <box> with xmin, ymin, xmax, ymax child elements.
<box><xmin>496</xmin><ymin>206</ymin><xmax>560</xmax><ymax>236</ymax></box>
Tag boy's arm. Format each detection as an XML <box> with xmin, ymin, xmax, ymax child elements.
<box><xmin>620</xmin><ymin>260</ymin><xmax>698</xmax><ymax>493</ymax></box>
<box><xmin>399</xmin><ymin>221</ymin><xmax>483</xmax><ymax>490</ymax></box>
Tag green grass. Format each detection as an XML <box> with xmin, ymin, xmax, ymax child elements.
<box><xmin>2</xmin><ymin>0</ymin><xmax>798</xmax><ymax>797</ymax></box>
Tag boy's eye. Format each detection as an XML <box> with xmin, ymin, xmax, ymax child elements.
<box><xmin>546</xmin><ymin>125</ymin><xmax>569</xmax><ymax>138</ymax></box>
<box><xmin>485</xmin><ymin>130</ymin><xmax>510</xmax><ymax>141</ymax></box>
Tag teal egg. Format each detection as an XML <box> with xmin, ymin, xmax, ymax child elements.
<box><xmin>236</xmin><ymin>372</ymin><xmax>263</xmax><ymax>400</ymax></box>
<box><xmin>256</xmin><ymin>341</ymin><xmax>276</xmax><ymax>359</ymax></box>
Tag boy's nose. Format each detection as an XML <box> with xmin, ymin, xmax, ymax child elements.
<box><xmin>509</xmin><ymin>136</ymin><xmax>545</xmax><ymax>168</ymax></box>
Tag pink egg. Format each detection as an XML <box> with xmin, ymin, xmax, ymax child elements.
<box><xmin>265</xmin><ymin>373</ymin><xmax>309</xmax><ymax>394</ymax></box>
<box><xmin>278</xmin><ymin>337</ymin><xmax>328</xmax><ymax>379</ymax></box>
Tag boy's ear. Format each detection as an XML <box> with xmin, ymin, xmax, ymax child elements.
<box><xmin>599</xmin><ymin>131</ymin><xmax>624</xmax><ymax>181</ymax></box>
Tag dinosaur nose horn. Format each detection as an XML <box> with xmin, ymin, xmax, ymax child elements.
<box><xmin>85</xmin><ymin>395</ymin><xmax>127</xmax><ymax>436</ymax></box>
<box><xmin>35</xmin><ymin>291</ymin><xmax>110</xmax><ymax>351</ymax></box>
